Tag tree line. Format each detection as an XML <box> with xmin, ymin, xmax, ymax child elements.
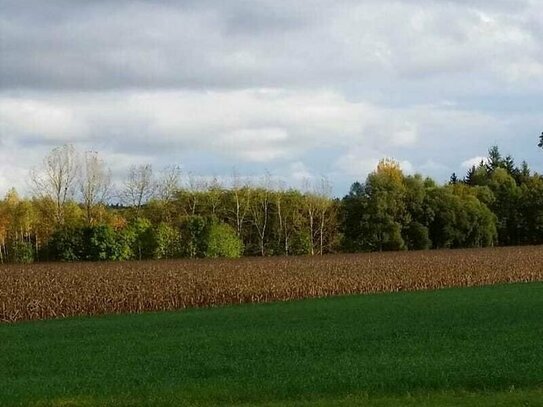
<box><xmin>0</xmin><ymin>136</ymin><xmax>542</xmax><ymax>263</ymax></box>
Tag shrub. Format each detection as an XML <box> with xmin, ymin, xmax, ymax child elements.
<box><xmin>153</xmin><ymin>223</ymin><xmax>182</xmax><ymax>259</ymax></box>
<box><xmin>48</xmin><ymin>228</ymin><xmax>85</xmax><ymax>261</ymax></box>
<box><xmin>206</xmin><ymin>222</ymin><xmax>243</xmax><ymax>258</ymax></box>
<box><xmin>8</xmin><ymin>241</ymin><xmax>35</xmax><ymax>263</ymax></box>
<box><xmin>84</xmin><ymin>225</ymin><xmax>131</xmax><ymax>261</ymax></box>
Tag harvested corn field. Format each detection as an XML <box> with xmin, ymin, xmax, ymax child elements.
<box><xmin>1</xmin><ymin>246</ymin><xmax>542</xmax><ymax>323</ymax></box>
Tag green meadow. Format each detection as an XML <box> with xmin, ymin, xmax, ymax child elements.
<box><xmin>1</xmin><ymin>283</ymin><xmax>542</xmax><ymax>406</ymax></box>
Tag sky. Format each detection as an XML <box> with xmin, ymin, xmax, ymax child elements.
<box><xmin>1</xmin><ymin>0</ymin><xmax>542</xmax><ymax>196</ymax></box>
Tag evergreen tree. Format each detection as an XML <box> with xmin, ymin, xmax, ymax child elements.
<box><xmin>486</xmin><ymin>146</ymin><xmax>504</xmax><ymax>174</ymax></box>
<box><xmin>464</xmin><ymin>166</ymin><xmax>476</xmax><ymax>185</ymax></box>
<box><xmin>449</xmin><ymin>173</ymin><xmax>458</xmax><ymax>185</ymax></box>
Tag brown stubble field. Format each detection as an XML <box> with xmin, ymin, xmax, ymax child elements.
<box><xmin>1</xmin><ymin>246</ymin><xmax>542</xmax><ymax>323</ymax></box>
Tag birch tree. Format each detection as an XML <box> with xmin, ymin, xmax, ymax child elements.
<box><xmin>229</xmin><ymin>169</ymin><xmax>252</xmax><ymax>237</ymax></box>
<box><xmin>120</xmin><ymin>164</ymin><xmax>156</xmax><ymax>213</ymax></box>
<box><xmin>250</xmin><ymin>173</ymin><xmax>272</xmax><ymax>256</ymax></box>
<box><xmin>315</xmin><ymin>177</ymin><xmax>333</xmax><ymax>255</ymax></box>
<box><xmin>157</xmin><ymin>165</ymin><xmax>181</xmax><ymax>202</ymax></box>
<box><xmin>80</xmin><ymin>151</ymin><xmax>111</xmax><ymax>225</ymax></box>
<box><xmin>30</xmin><ymin>144</ymin><xmax>79</xmax><ymax>225</ymax></box>
<box><xmin>302</xmin><ymin>178</ymin><xmax>317</xmax><ymax>255</ymax></box>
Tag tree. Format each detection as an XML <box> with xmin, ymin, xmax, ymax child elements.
<box><xmin>403</xmin><ymin>174</ymin><xmax>432</xmax><ymax>249</ymax></box>
<box><xmin>250</xmin><ymin>174</ymin><xmax>272</xmax><ymax>256</ymax></box>
<box><xmin>120</xmin><ymin>164</ymin><xmax>156</xmax><ymax>213</ymax></box>
<box><xmin>449</xmin><ymin>173</ymin><xmax>458</xmax><ymax>185</ymax></box>
<box><xmin>504</xmin><ymin>155</ymin><xmax>517</xmax><ymax>177</ymax></box>
<box><xmin>30</xmin><ymin>144</ymin><xmax>79</xmax><ymax>225</ymax></box>
<box><xmin>228</xmin><ymin>170</ymin><xmax>252</xmax><ymax>238</ymax></box>
<box><xmin>538</xmin><ymin>132</ymin><xmax>543</xmax><ymax>149</ymax></box>
<box><xmin>3</xmin><ymin>142</ymin><xmax>542</xmax><ymax>263</ymax></box>
<box><xmin>126</xmin><ymin>217</ymin><xmax>156</xmax><ymax>260</ymax></box>
<box><xmin>157</xmin><ymin>165</ymin><xmax>181</xmax><ymax>202</ymax></box>
<box><xmin>486</xmin><ymin>145</ymin><xmax>504</xmax><ymax>174</ymax></box>
<box><xmin>340</xmin><ymin>182</ymin><xmax>366</xmax><ymax>252</ymax></box>
<box><xmin>276</xmin><ymin>189</ymin><xmax>306</xmax><ymax>255</ymax></box>
<box><xmin>518</xmin><ymin>175</ymin><xmax>543</xmax><ymax>244</ymax></box>
<box><xmin>180</xmin><ymin>215</ymin><xmax>208</xmax><ymax>258</ymax></box>
<box><xmin>84</xmin><ymin>225</ymin><xmax>130</xmax><ymax>261</ymax></box>
<box><xmin>363</xmin><ymin>159</ymin><xmax>407</xmax><ymax>251</ymax></box>
<box><xmin>404</xmin><ymin>222</ymin><xmax>431</xmax><ymax>250</ymax></box>
<box><xmin>152</xmin><ymin>223</ymin><xmax>181</xmax><ymax>259</ymax></box>
<box><xmin>300</xmin><ymin>177</ymin><xmax>337</xmax><ymax>255</ymax></box>
<box><xmin>487</xmin><ymin>168</ymin><xmax>521</xmax><ymax>245</ymax></box>
<box><xmin>80</xmin><ymin>151</ymin><xmax>111</xmax><ymax>225</ymax></box>
<box><xmin>302</xmin><ymin>180</ymin><xmax>318</xmax><ymax>255</ymax></box>
<box><xmin>314</xmin><ymin>177</ymin><xmax>334</xmax><ymax>255</ymax></box>
<box><xmin>183</xmin><ymin>172</ymin><xmax>207</xmax><ymax>216</ymax></box>
<box><xmin>464</xmin><ymin>163</ymin><xmax>488</xmax><ymax>186</ymax></box>
<box><xmin>206</xmin><ymin>177</ymin><xmax>224</xmax><ymax>216</ymax></box>
<box><xmin>516</xmin><ymin>161</ymin><xmax>531</xmax><ymax>185</ymax></box>
<box><xmin>47</xmin><ymin>227</ymin><xmax>85</xmax><ymax>261</ymax></box>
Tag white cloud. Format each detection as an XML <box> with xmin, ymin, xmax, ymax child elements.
<box><xmin>216</xmin><ymin>128</ymin><xmax>290</xmax><ymax>162</ymax></box>
<box><xmin>0</xmin><ymin>98</ymin><xmax>87</xmax><ymax>142</ymax></box>
<box><xmin>334</xmin><ymin>147</ymin><xmax>414</xmax><ymax>179</ymax></box>
<box><xmin>335</xmin><ymin>149</ymin><xmax>381</xmax><ymax>179</ymax></box>
<box><xmin>289</xmin><ymin>162</ymin><xmax>314</xmax><ymax>182</ymax></box>
<box><xmin>462</xmin><ymin>156</ymin><xmax>488</xmax><ymax>169</ymax></box>
<box><xmin>2</xmin><ymin>86</ymin><xmax>536</xmax><ymax>195</ymax></box>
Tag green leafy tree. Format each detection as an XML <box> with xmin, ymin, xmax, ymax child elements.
<box><xmin>153</xmin><ymin>223</ymin><xmax>182</xmax><ymax>259</ymax></box>
<box><xmin>180</xmin><ymin>215</ymin><xmax>208</xmax><ymax>258</ymax></box>
<box><xmin>340</xmin><ymin>182</ymin><xmax>367</xmax><ymax>252</ymax></box>
<box><xmin>487</xmin><ymin>168</ymin><xmax>521</xmax><ymax>245</ymax></box>
<box><xmin>84</xmin><ymin>225</ymin><xmax>130</xmax><ymax>261</ymax></box>
<box><xmin>465</xmin><ymin>163</ymin><xmax>489</xmax><ymax>186</ymax></box>
<box><xmin>124</xmin><ymin>218</ymin><xmax>155</xmax><ymax>260</ymax></box>
<box><xmin>362</xmin><ymin>159</ymin><xmax>407</xmax><ymax>251</ymax></box>
<box><xmin>47</xmin><ymin>228</ymin><xmax>85</xmax><ymax>261</ymax></box>
<box><xmin>518</xmin><ymin>175</ymin><xmax>543</xmax><ymax>244</ymax></box>
<box><xmin>404</xmin><ymin>222</ymin><xmax>431</xmax><ymax>250</ymax></box>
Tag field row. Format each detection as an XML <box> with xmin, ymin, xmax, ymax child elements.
<box><xmin>1</xmin><ymin>246</ymin><xmax>542</xmax><ymax>322</ymax></box>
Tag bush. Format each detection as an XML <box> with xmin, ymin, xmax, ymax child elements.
<box><xmin>48</xmin><ymin>228</ymin><xmax>84</xmax><ymax>261</ymax></box>
<box><xmin>48</xmin><ymin>225</ymin><xmax>132</xmax><ymax>262</ymax></box>
<box><xmin>290</xmin><ymin>231</ymin><xmax>313</xmax><ymax>255</ymax></box>
<box><xmin>8</xmin><ymin>241</ymin><xmax>35</xmax><ymax>263</ymax></box>
<box><xmin>84</xmin><ymin>225</ymin><xmax>131</xmax><ymax>261</ymax></box>
<box><xmin>178</xmin><ymin>216</ymin><xmax>243</xmax><ymax>258</ymax></box>
<box><xmin>206</xmin><ymin>222</ymin><xmax>244</xmax><ymax>258</ymax></box>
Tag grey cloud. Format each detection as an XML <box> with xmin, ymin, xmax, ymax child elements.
<box><xmin>1</xmin><ymin>0</ymin><xmax>541</xmax><ymax>92</ymax></box>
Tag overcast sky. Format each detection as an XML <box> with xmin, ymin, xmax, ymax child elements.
<box><xmin>1</xmin><ymin>0</ymin><xmax>542</xmax><ymax>196</ymax></box>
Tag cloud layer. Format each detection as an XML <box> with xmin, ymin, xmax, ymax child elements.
<box><xmin>1</xmin><ymin>0</ymin><xmax>542</xmax><ymax>195</ymax></box>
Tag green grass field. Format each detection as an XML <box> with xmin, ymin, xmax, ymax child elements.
<box><xmin>1</xmin><ymin>283</ymin><xmax>542</xmax><ymax>406</ymax></box>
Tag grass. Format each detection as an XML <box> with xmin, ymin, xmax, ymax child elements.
<box><xmin>1</xmin><ymin>282</ymin><xmax>542</xmax><ymax>406</ymax></box>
